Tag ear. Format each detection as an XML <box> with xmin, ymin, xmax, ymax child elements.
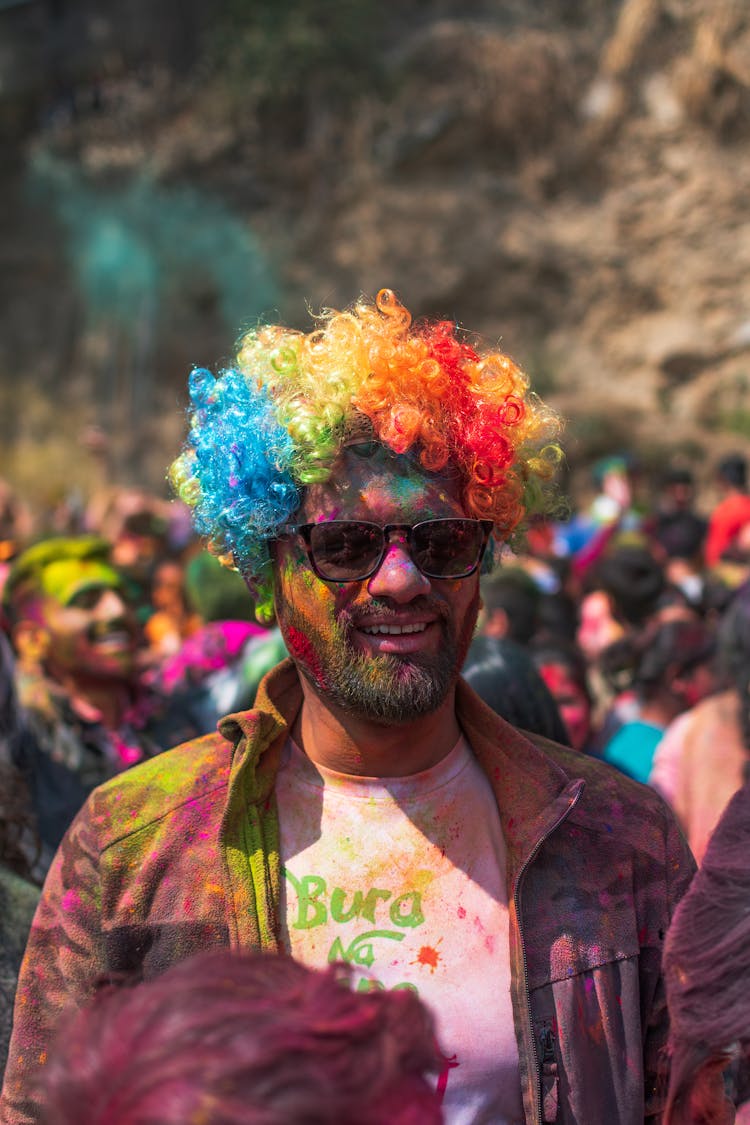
<box><xmin>12</xmin><ymin>620</ymin><xmax>50</xmax><ymax>668</ymax></box>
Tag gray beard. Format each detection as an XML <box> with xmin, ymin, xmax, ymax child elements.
<box><xmin>279</xmin><ymin>593</ymin><xmax>478</xmax><ymax>726</ymax></box>
<box><xmin>323</xmin><ymin>640</ymin><xmax>457</xmax><ymax>725</ymax></box>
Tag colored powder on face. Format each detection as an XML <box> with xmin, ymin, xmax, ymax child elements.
<box><xmin>286</xmin><ymin>623</ymin><xmax>328</xmax><ymax>689</ymax></box>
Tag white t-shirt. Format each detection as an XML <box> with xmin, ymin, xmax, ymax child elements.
<box><xmin>276</xmin><ymin>735</ymin><xmax>524</xmax><ymax>1125</ymax></box>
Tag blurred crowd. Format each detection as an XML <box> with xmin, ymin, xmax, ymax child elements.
<box><xmin>2</xmin><ymin>448</ymin><xmax>750</xmax><ymax>1121</ymax></box>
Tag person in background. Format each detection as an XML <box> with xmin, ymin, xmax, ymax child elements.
<box><xmin>462</xmin><ymin>634</ymin><xmax>570</xmax><ymax>745</ymax></box>
<box><xmin>3</xmin><ymin>290</ymin><xmax>695</xmax><ymax>1125</ymax></box>
<box><xmin>141</xmin><ymin>557</ymin><xmax>201</xmax><ymax>659</ymax></box>
<box><xmin>0</xmin><ymin>481</ymin><xmax>34</xmax><ymax>603</ymax></box>
<box><xmin>38</xmin><ymin>950</ymin><xmax>444</xmax><ymax>1125</ymax></box>
<box><xmin>3</xmin><ymin>537</ymin><xmax>198</xmax><ymax>866</ymax></box>
<box><xmin>530</xmin><ymin>638</ymin><xmax>595</xmax><ymax>754</ymax></box>
<box><xmin>663</xmin><ymin>780</ymin><xmax>750</xmax><ymax>1125</ymax></box>
<box><xmin>592</xmin><ymin>539</ymin><xmax>666</xmax><ymax>631</ymax></box>
<box><xmin>599</xmin><ymin>616</ymin><xmax>716</xmax><ymax>784</ymax></box>
<box><xmin>476</xmin><ymin>567</ymin><xmax>540</xmax><ymax>646</ymax></box>
<box><xmin>150</xmin><ymin>550</ymin><xmax>288</xmax><ymax>734</ymax></box>
<box><xmin>650</xmin><ymin>581</ymin><xmax>750</xmax><ymax>864</ymax></box>
<box><xmin>86</xmin><ymin>487</ymin><xmax>178</xmax><ymax>630</ymax></box>
<box><xmin>705</xmin><ymin>453</ymin><xmax>750</xmax><ymax>568</ymax></box>
<box><xmin>0</xmin><ymin>633</ymin><xmax>39</xmax><ymax>1080</ymax></box>
<box><xmin>576</xmin><ymin>538</ymin><xmax>668</xmax><ymax>740</ymax></box>
<box><xmin>0</xmin><ymin>761</ymin><xmax>39</xmax><ymax>1082</ymax></box>
<box><xmin>648</xmin><ymin>466</ymin><xmax>707</xmax><ymax>608</ymax></box>
<box><xmin>563</xmin><ymin>456</ymin><xmax>644</xmax><ymax>581</ymax></box>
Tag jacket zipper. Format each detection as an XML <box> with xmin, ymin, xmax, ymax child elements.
<box><xmin>514</xmin><ymin>786</ymin><xmax>583</xmax><ymax>1125</ymax></box>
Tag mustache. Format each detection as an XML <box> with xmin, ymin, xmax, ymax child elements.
<box><xmin>344</xmin><ymin>598</ymin><xmax>451</xmax><ymax>629</ymax></box>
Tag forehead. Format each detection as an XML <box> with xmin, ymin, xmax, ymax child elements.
<box><xmin>299</xmin><ymin>445</ymin><xmax>466</xmax><ymax>522</ymax></box>
<box><xmin>40</xmin><ymin>558</ymin><xmax>122</xmax><ymax>606</ymax></box>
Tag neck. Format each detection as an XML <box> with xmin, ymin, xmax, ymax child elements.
<box><xmin>293</xmin><ymin>679</ymin><xmax>462</xmax><ymax>777</ymax></box>
<box><xmin>639</xmin><ymin>694</ymin><xmax>680</xmax><ymax>729</ymax></box>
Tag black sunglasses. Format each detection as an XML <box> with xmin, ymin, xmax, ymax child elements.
<box><xmin>278</xmin><ymin>518</ymin><xmax>493</xmax><ymax>583</ymax></box>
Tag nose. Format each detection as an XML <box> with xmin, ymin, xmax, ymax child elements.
<box><xmin>366</xmin><ymin>537</ymin><xmax>432</xmax><ymax>603</ymax></box>
<box><xmin>95</xmin><ymin>588</ymin><xmax>129</xmax><ymax>620</ymax></box>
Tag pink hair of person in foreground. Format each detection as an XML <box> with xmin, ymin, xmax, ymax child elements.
<box><xmin>37</xmin><ymin>950</ymin><xmax>445</xmax><ymax>1125</ymax></box>
<box><xmin>663</xmin><ymin>779</ymin><xmax>750</xmax><ymax>1125</ymax></box>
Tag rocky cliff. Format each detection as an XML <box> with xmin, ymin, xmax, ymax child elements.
<box><xmin>1</xmin><ymin>0</ymin><xmax>749</xmax><ymax>501</ymax></box>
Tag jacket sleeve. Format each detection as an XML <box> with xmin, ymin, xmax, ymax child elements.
<box><xmin>642</xmin><ymin>805</ymin><xmax>697</xmax><ymax>1123</ymax></box>
<box><xmin>0</xmin><ymin>802</ymin><xmax>105</xmax><ymax>1125</ymax></box>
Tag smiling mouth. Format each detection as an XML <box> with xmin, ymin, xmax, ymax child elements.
<box><xmin>90</xmin><ymin>628</ymin><xmax>133</xmax><ymax>647</ymax></box>
<box><xmin>360</xmin><ymin>623</ymin><xmax>428</xmax><ymax>636</ymax></box>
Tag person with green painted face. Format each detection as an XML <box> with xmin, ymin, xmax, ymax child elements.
<box><xmin>3</xmin><ymin>293</ymin><xmax>694</xmax><ymax>1125</ymax></box>
<box><xmin>2</xmin><ymin>537</ymin><xmax>199</xmax><ymax>871</ymax></box>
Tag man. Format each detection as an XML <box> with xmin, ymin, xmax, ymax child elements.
<box><xmin>2</xmin><ymin>291</ymin><xmax>694</xmax><ymax>1124</ymax></box>
<box><xmin>2</xmin><ymin>537</ymin><xmax>198</xmax><ymax>869</ymax></box>
<box><xmin>649</xmin><ymin>466</ymin><xmax>707</xmax><ymax>607</ymax></box>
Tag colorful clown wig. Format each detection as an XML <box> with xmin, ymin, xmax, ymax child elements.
<box><xmin>170</xmin><ymin>289</ymin><xmax>562</xmax><ymax>621</ymax></box>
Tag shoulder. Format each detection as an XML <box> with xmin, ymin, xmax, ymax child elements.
<box><xmin>15</xmin><ymin>669</ymin><xmax>64</xmax><ymax>723</ymax></box>
<box><xmin>85</xmin><ymin>729</ymin><xmax>234</xmax><ymax>849</ymax></box>
<box><xmin>528</xmin><ymin>731</ymin><xmax>685</xmax><ymax>844</ymax></box>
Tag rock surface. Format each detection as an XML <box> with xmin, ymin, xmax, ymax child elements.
<box><xmin>1</xmin><ymin>0</ymin><xmax>749</xmax><ymax>497</ymax></box>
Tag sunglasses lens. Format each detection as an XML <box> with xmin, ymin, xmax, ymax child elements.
<box><xmin>309</xmin><ymin>522</ymin><xmax>383</xmax><ymax>580</ymax></box>
<box><xmin>412</xmin><ymin>519</ymin><xmax>485</xmax><ymax>577</ymax></box>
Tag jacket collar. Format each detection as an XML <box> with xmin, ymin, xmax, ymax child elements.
<box><xmin>219</xmin><ymin>658</ymin><xmax>584</xmax><ymax>883</ymax></box>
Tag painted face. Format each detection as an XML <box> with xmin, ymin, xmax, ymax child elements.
<box><xmin>538</xmin><ymin>661</ymin><xmax>592</xmax><ymax>752</ymax></box>
<box><xmin>576</xmin><ymin>590</ymin><xmax>624</xmax><ymax>662</ymax></box>
<box><xmin>273</xmin><ymin>446</ymin><xmax>482</xmax><ymax>724</ymax></box>
<box><xmin>37</xmin><ymin>559</ymin><xmax>137</xmax><ymax>682</ymax></box>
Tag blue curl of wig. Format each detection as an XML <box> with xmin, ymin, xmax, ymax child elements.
<box><xmin>183</xmin><ymin>366</ymin><xmax>300</xmax><ymax>575</ymax></box>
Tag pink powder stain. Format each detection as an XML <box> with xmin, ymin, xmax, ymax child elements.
<box><xmin>436</xmin><ymin>1053</ymin><xmax>459</xmax><ymax>1102</ymax></box>
<box><xmin>286</xmin><ymin>624</ymin><xmax>328</xmax><ymax>688</ymax></box>
<box><xmin>457</xmin><ymin>905</ymin><xmax>466</xmax><ymax>919</ymax></box>
<box><xmin>61</xmin><ymin>889</ymin><xmax>81</xmax><ymax>913</ymax></box>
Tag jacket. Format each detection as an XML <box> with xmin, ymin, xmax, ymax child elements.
<box><xmin>1</xmin><ymin>659</ymin><xmax>695</xmax><ymax>1124</ymax></box>
<box><xmin>13</xmin><ymin>666</ymin><xmax>201</xmax><ymax>866</ymax></box>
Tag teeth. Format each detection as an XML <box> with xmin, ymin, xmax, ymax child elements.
<box><xmin>361</xmin><ymin>623</ymin><xmax>428</xmax><ymax>635</ymax></box>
